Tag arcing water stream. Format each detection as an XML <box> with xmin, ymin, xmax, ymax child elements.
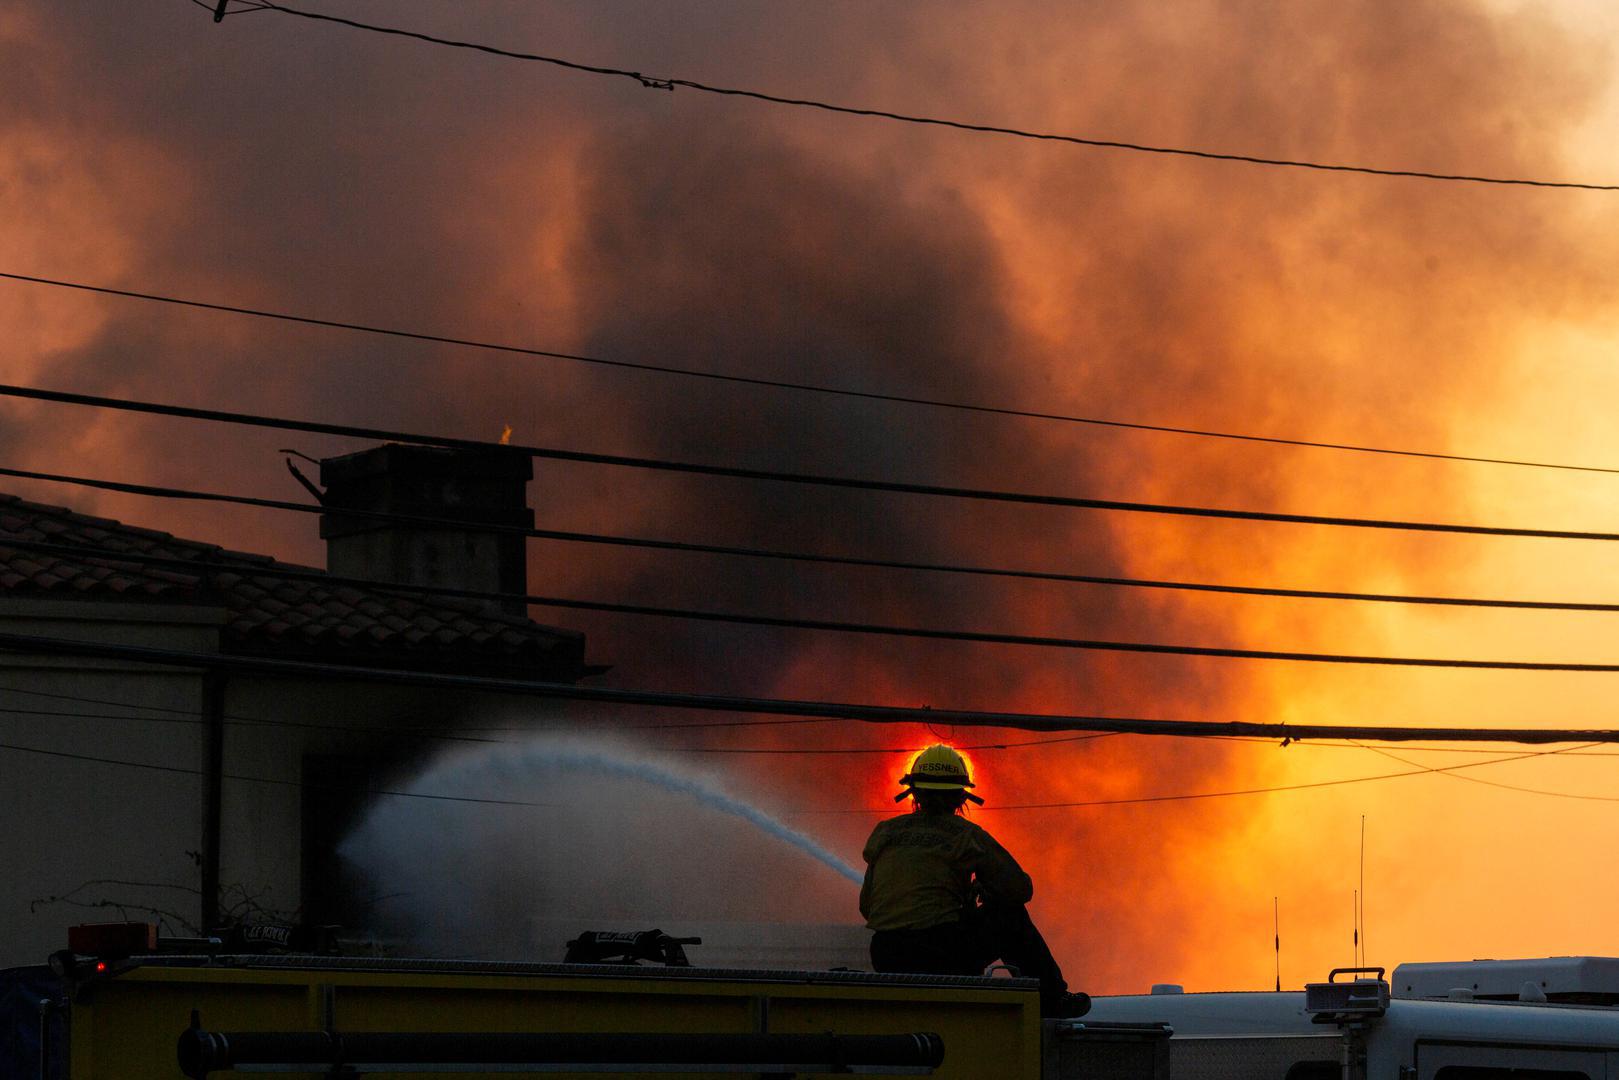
<box><xmin>398</xmin><ymin>738</ymin><xmax>861</xmax><ymax>884</ymax></box>
<box><xmin>339</xmin><ymin>733</ymin><xmax>863</xmax><ymax>956</ymax></box>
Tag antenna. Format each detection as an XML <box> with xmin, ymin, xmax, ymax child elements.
<box><xmin>1359</xmin><ymin>815</ymin><xmax>1367</xmax><ymax>966</ymax></box>
<box><xmin>1273</xmin><ymin>896</ymin><xmax>1281</xmax><ymax>992</ymax></box>
<box><xmin>1353</xmin><ymin>889</ymin><xmax>1360</xmax><ymax>967</ymax></box>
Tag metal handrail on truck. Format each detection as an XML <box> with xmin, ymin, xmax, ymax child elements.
<box><xmin>177</xmin><ymin>1021</ymin><xmax>947</xmax><ymax>1077</ymax></box>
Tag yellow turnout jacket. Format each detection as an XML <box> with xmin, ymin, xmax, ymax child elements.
<box><xmin>859</xmin><ymin>811</ymin><xmax>1034</xmax><ymax>932</ymax></box>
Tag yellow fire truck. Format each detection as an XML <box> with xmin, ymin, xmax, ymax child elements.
<box><xmin>11</xmin><ymin>924</ymin><xmax>1619</xmax><ymax>1079</ymax></box>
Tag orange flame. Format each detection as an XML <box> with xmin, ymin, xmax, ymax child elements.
<box><xmin>499</xmin><ymin>424</ymin><xmax>512</xmax><ymax>446</ymax></box>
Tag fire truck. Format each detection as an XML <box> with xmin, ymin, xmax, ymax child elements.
<box><xmin>9</xmin><ymin>925</ymin><xmax>1619</xmax><ymax>1079</ymax></box>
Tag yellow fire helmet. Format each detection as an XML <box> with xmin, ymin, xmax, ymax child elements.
<box><xmin>896</xmin><ymin>744</ymin><xmax>984</xmax><ymax>804</ymax></box>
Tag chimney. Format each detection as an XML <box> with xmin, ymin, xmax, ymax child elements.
<box><xmin>319</xmin><ymin>444</ymin><xmax>533</xmax><ymax>617</ymax></box>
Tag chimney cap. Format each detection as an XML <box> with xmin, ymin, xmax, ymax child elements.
<box><xmin>320</xmin><ymin>442</ymin><xmax>532</xmax><ymax>486</ymax></box>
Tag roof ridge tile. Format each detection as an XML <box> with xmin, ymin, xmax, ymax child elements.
<box><xmin>0</xmin><ymin>488</ymin><xmax>584</xmax><ymax>676</ymax></box>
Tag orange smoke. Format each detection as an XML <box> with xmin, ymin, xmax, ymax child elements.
<box><xmin>5</xmin><ymin>0</ymin><xmax>1619</xmax><ymax>996</ymax></box>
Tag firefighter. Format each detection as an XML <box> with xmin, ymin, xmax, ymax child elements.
<box><xmin>859</xmin><ymin>744</ymin><xmax>1090</xmax><ymax>1018</ymax></box>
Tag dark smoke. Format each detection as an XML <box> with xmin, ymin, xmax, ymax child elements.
<box><xmin>1</xmin><ymin>0</ymin><xmax>1614</xmax><ymax>989</ymax></box>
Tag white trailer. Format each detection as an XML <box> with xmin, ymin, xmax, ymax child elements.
<box><xmin>1074</xmin><ymin>960</ymin><xmax>1619</xmax><ymax>1080</ymax></box>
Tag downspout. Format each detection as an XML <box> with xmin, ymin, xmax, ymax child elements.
<box><xmin>200</xmin><ymin>668</ymin><xmax>226</xmax><ymax>930</ymax></box>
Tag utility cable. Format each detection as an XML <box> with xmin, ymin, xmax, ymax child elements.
<box><xmin>0</xmin><ymin>734</ymin><xmax>1596</xmax><ymax>812</ymax></box>
<box><xmin>15</xmin><ymin>690</ymin><xmax>1619</xmax><ymax>759</ymax></box>
<box><xmin>0</xmin><ymin>680</ymin><xmax>835</xmax><ymax>733</ymax></box>
<box><xmin>0</xmin><ymin>702</ymin><xmax>501</xmax><ymax>744</ymax></box>
<box><xmin>0</xmin><ymin>740</ymin><xmax>554</xmax><ymax>807</ymax></box>
<box><xmin>214</xmin><ymin>2</ymin><xmax>1619</xmax><ymax>191</ymax></box>
<box><xmin>211</xmin><ymin>590</ymin><xmax>1619</xmax><ymax>671</ymax></box>
<box><xmin>8</xmin><ymin>390</ymin><xmax>1619</xmax><ymax>540</ymax></box>
<box><xmin>0</xmin><ymin>694</ymin><xmax>1115</xmax><ymax>755</ymax></box>
<box><xmin>18</xmin><ymin>682</ymin><xmax>1619</xmax><ymax>758</ymax></box>
<box><xmin>12</xmin><ymin>677</ymin><xmax>1617</xmax><ymax>808</ymax></box>
<box><xmin>5</xmin><ymin>275</ymin><xmax>1618</xmax><ymax>476</ymax></box>
<box><xmin>1212</xmin><ymin>733</ymin><xmax>1619</xmax><ymax>758</ymax></box>
<box><xmin>1351</xmin><ymin>740</ymin><xmax>1619</xmax><ymax>803</ymax></box>
<box><xmin>795</xmin><ymin>745</ymin><xmax>1588</xmax><ymax>812</ymax></box>
<box><xmin>7</xmin><ymin>508</ymin><xmax>1619</xmax><ymax>669</ymax></box>
<box><xmin>989</xmin><ymin>747</ymin><xmax>1590</xmax><ymax>809</ymax></box>
<box><xmin>994</xmin><ymin>743</ymin><xmax>1591</xmax><ymax>808</ymax></box>
<box><xmin>4</xmin><ymin>628</ymin><xmax>1619</xmax><ymax>741</ymax></box>
<box><xmin>0</xmin><ymin>694</ymin><xmax>1093</xmax><ymax>750</ymax></box>
<box><xmin>16</xmin><ymin>514</ymin><xmax>1619</xmax><ymax>616</ymax></box>
<box><xmin>0</xmin><ymin>738</ymin><xmax>1537</xmax><ymax>813</ymax></box>
<box><xmin>5</xmin><ymin>691</ymin><xmax>1607</xmax><ymax>809</ymax></box>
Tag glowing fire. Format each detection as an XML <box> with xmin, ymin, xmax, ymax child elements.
<box><xmin>499</xmin><ymin>424</ymin><xmax>512</xmax><ymax>446</ymax></box>
<box><xmin>15</xmin><ymin>0</ymin><xmax>1619</xmax><ymax>1000</ymax></box>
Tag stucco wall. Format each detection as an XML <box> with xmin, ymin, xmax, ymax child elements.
<box><xmin>0</xmin><ymin>599</ymin><xmax>579</xmax><ymax>966</ymax></box>
<box><xmin>0</xmin><ymin>599</ymin><xmax>221</xmax><ymax>966</ymax></box>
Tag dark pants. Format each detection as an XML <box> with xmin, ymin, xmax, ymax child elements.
<box><xmin>869</xmin><ymin>903</ymin><xmax>1069</xmax><ymax>1005</ymax></box>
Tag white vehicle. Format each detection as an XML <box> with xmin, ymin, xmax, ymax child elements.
<box><xmin>1075</xmin><ymin>959</ymin><xmax>1619</xmax><ymax>1080</ymax></box>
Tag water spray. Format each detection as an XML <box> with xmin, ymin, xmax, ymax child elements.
<box><xmin>416</xmin><ymin>738</ymin><xmax>863</xmax><ymax>885</ymax></box>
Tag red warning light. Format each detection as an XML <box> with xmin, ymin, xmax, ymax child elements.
<box><xmin>94</xmin><ymin>961</ymin><xmax>107</xmax><ymax>973</ymax></box>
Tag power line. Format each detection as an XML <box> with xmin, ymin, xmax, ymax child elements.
<box><xmin>1351</xmin><ymin>741</ymin><xmax>1619</xmax><ymax>803</ymax></box>
<box><xmin>2</xmin><ymin>704</ymin><xmax>196</xmax><ymax>726</ymax></box>
<box><xmin>12</xmin><ymin>672</ymin><xmax>1616</xmax><ymax>809</ymax></box>
<box><xmin>0</xmin><ymin>680</ymin><xmax>835</xmax><ymax>731</ymax></box>
<box><xmin>0</xmin><ymin>692</ymin><xmax>1115</xmax><ymax>755</ymax></box>
<box><xmin>6</xmin><ymin>506</ymin><xmax>1619</xmax><ymax>670</ymax></box>
<box><xmin>0</xmin><ymin>701</ymin><xmax>500</xmax><ymax>744</ymax></box>
<box><xmin>194</xmin><ymin>0</ymin><xmax>273</xmax><ymax>15</ymax></box>
<box><xmin>16</xmin><ymin>653</ymin><xmax>1618</xmax><ymax>808</ymax></box>
<box><xmin>0</xmin><ymin>737</ymin><xmax>1517</xmax><ymax>814</ymax></box>
<box><xmin>4</xmin><ymin>272</ymin><xmax>1617</xmax><ymax>477</ymax></box>
<box><xmin>298</xmin><ymin>592</ymin><xmax>1619</xmax><ymax>672</ymax></box>
<box><xmin>1</xmin><ymin>732</ymin><xmax>1597</xmax><ymax>813</ymax></box>
<box><xmin>6</xmin><ymin>687</ymin><xmax>1606</xmax><ymax>810</ymax></box>
<box><xmin>797</xmin><ymin>745</ymin><xmax>1593</xmax><ymax>812</ymax></box>
<box><xmin>1213</xmin><ymin>734</ymin><xmax>1619</xmax><ymax>758</ymax></box>
<box><xmin>19</xmin><ymin>681</ymin><xmax>1619</xmax><ymax>759</ymax></box>
<box><xmin>21</xmin><ymin>675</ymin><xmax>1619</xmax><ymax>757</ymax></box>
<box><xmin>991</xmin><ymin>745</ymin><xmax>1593</xmax><ymax>809</ymax></box>
<box><xmin>15</xmin><ymin>506</ymin><xmax>1619</xmax><ymax>617</ymax></box>
<box><xmin>8</xmin><ymin>389</ymin><xmax>1619</xmax><ymax>541</ymax></box>
<box><xmin>0</xmin><ymin>740</ymin><xmax>554</xmax><ymax>807</ymax></box>
<box><xmin>216</xmin><ymin>2</ymin><xmax>1619</xmax><ymax>192</ymax></box>
<box><xmin>4</xmin><ymin>725</ymin><xmax>1595</xmax><ymax>811</ymax></box>
<box><xmin>4</xmin><ymin>628</ymin><xmax>1619</xmax><ymax>742</ymax></box>
<box><xmin>0</xmin><ymin>680</ymin><xmax>835</xmax><ymax>734</ymax></box>
<box><xmin>665</xmin><ymin>734</ymin><xmax>1117</xmax><ymax>754</ymax></box>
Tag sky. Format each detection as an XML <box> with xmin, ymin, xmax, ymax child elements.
<box><xmin>3</xmin><ymin>0</ymin><xmax>1619</xmax><ymax>993</ymax></box>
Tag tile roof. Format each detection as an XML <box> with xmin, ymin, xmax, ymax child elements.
<box><xmin>0</xmin><ymin>493</ymin><xmax>590</xmax><ymax>680</ymax></box>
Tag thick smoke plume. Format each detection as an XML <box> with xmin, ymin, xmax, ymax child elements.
<box><xmin>3</xmin><ymin>0</ymin><xmax>1618</xmax><ymax>989</ymax></box>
